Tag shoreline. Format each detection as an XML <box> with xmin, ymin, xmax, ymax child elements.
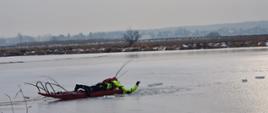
<box><xmin>1</xmin><ymin>47</ymin><xmax>268</xmax><ymax>64</ymax></box>
<box><xmin>1</xmin><ymin>34</ymin><xmax>268</xmax><ymax>57</ymax></box>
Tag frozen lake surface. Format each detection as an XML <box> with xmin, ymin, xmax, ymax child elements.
<box><xmin>1</xmin><ymin>47</ymin><xmax>268</xmax><ymax>113</ymax></box>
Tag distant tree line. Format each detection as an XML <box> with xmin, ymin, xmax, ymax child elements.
<box><xmin>0</xmin><ymin>32</ymin><xmax>125</xmax><ymax>47</ymax></box>
<box><xmin>0</xmin><ymin>29</ymin><xmax>142</xmax><ymax>47</ymax></box>
<box><xmin>1</xmin><ymin>21</ymin><xmax>268</xmax><ymax>47</ymax></box>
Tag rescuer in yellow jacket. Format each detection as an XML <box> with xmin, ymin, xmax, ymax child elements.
<box><xmin>102</xmin><ymin>77</ymin><xmax>140</xmax><ymax>94</ymax></box>
<box><xmin>74</xmin><ymin>77</ymin><xmax>140</xmax><ymax>94</ymax></box>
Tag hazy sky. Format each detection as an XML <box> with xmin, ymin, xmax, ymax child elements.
<box><xmin>0</xmin><ymin>0</ymin><xmax>267</xmax><ymax>37</ymax></box>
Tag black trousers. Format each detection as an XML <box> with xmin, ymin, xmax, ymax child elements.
<box><xmin>74</xmin><ymin>83</ymin><xmax>105</xmax><ymax>93</ymax></box>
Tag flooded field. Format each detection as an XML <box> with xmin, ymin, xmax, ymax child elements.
<box><xmin>1</xmin><ymin>47</ymin><xmax>268</xmax><ymax>113</ymax></box>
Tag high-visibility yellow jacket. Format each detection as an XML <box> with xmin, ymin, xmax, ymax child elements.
<box><xmin>109</xmin><ymin>80</ymin><xmax>138</xmax><ymax>94</ymax></box>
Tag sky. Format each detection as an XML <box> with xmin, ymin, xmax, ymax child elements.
<box><xmin>0</xmin><ymin>0</ymin><xmax>268</xmax><ymax>37</ymax></box>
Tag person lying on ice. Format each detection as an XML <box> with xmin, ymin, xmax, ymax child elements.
<box><xmin>74</xmin><ymin>77</ymin><xmax>140</xmax><ymax>94</ymax></box>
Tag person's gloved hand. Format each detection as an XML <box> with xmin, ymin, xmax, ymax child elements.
<box><xmin>136</xmin><ymin>81</ymin><xmax>140</xmax><ymax>86</ymax></box>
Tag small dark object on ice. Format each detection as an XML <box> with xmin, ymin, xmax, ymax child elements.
<box><xmin>242</xmin><ymin>79</ymin><xmax>248</xmax><ymax>83</ymax></box>
<box><xmin>255</xmin><ymin>76</ymin><xmax>265</xmax><ymax>79</ymax></box>
<box><xmin>148</xmin><ymin>83</ymin><xmax>163</xmax><ymax>87</ymax></box>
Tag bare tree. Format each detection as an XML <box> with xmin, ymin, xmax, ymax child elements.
<box><xmin>123</xmin><ymin>29</ymin><xmax>141</xmax><ymax>46</ymax></box>
<box><xmin>206</xmin><ymin>32</ymin><xmax>221</xmax><ymax>37</ymax></box>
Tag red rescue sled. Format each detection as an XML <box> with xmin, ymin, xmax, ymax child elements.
<box><xmin>25</xmin><ymin>81</ymin><xmax>124</xmax><ymax>100</ymax></box>
<box><xmin>38</xmin><ymin>89</ymin><xmax>123</xmax><ymax>100</ymax></box>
